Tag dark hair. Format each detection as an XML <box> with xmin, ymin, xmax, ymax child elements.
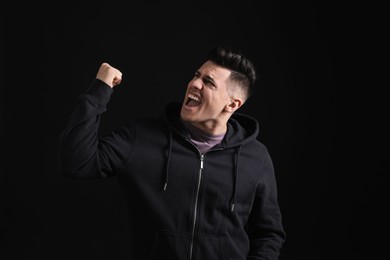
<box><xmin>206</xmin><ymin>45</ymin><xmax>256</xmax><ymax>100</ymax></box>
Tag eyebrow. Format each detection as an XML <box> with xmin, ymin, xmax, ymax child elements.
<box><xmin>203</xmin><ymin>74</ymin><xmax>216</xmax><ymax>85</ymax></box>
<box><xmin>195</xmin><ymin>70</ymin><xmax>217</xmax><ymax>87</ymax></box>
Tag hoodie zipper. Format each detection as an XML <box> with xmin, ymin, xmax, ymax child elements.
<box><xmin>188</xmin><ymin>147</ymin><xmax>223</xmax><ymax>260</ymax></box>
<box><xmin>189</xmin><ymin>154</ymin><xmax>204</xmax><ymax>260</ymax></box>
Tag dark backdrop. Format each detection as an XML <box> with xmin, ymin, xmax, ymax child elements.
<box><xmin>1</xmin><ymin>2</ymin><xmax>386</xmax><ymax>260</ymax></box>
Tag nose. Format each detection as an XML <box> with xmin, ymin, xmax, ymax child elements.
<box><xmin>190</xmin><ymin>78</ymin><xmax>203</xmax><ymax>90</ymax></box>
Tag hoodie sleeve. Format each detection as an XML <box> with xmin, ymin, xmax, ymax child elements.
<box><xmin>58</xmin><ymin>79</ymin><xmax>134</xmax><ymax>179</ymax></box>
<box><xmin>246</xmin><ymin>150</ymin><xmax>286</xmax><ymax>260</ymax></box>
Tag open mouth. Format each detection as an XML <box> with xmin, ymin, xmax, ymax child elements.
<box><xmin>186</xmin><ymin>94</ymin><xmax>201</xmax><ymax>107</ymax></box>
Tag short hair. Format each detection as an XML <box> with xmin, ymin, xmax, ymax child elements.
<box><xmin>206</xmin><ymin>45</ymin><xmax>256</xmax><ymax>101</ymax></box>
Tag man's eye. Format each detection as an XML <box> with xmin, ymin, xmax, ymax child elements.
<box><xmin>204</xmin><ymin>80</ymin><xmax>216</xmax><ymax>88</ymax></box>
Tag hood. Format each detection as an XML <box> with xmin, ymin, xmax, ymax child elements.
<box><xmin>162</xmin><ymin>102</ymin><xmax>260</xmax><ymax>147</ymax></box>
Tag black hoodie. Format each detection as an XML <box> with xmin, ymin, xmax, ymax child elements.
<box><xmin>59</xmin><ymin>79</ymin><xmax>286</xmax><ymax>260</ymax></box>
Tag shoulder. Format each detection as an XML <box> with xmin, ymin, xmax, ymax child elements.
<box><xmin>244</xmin><ymin>138</ymin><xmax>270</xmax><ymax>155</ymax></box>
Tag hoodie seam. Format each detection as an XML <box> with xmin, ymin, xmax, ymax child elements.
<box><xmin>116</xmin><ymin>123</ymin><xmax>137</xmax><ymax>174</ymax></box>
<box><xmin>256</xmin><ymin>148</ymin><xmax>270</xmax><ymax>191</ymax></box>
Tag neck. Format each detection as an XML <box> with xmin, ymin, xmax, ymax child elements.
<box><xmin>189</xmin><ymin>120</ymin><xmax>227</xmax><ymax>135</ymax></box>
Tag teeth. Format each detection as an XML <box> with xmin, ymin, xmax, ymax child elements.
<box><xmin>188</xmin><ymin>94</ymin><xmax>200</xmax><ymax>102</ymax></box>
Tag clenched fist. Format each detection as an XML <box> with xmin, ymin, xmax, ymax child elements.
<box><xmin>96</xmin><ymin>63</ymin><xmax>122</xmax><ymax>88</ymax></box>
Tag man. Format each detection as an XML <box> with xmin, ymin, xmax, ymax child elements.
<box><xmin>59</xmin><ymin>45</ymin><xmax>286</xmax><ymax>259</ymax></box>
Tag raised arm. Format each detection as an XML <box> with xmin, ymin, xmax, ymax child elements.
<box><xmin>58</xmin><ymin>63</ymin><xmax>132</xmax><ymax>179</ymax></box>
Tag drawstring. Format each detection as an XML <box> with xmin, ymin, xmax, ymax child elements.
<box><xmin>163</xmin><ymin>126</ymin><xmax>241</xmax><ymax>213</ymax></box>
<box><xmin>230</xmin><ymin>145</ymin><xmax>241</xmax><ymax>212</ymax></box>
<box><xmin>163</xmin><ymin>129</ymin><xmax>173</xmax><ymax>191</ymax></box>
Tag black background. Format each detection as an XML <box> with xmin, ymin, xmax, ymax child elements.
<box><xmin>1</xmin><ymin>1</ymin><xmax>387</xmax><ymax>260</ymax></box>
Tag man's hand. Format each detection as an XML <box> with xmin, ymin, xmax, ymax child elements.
<box><xmin>96</xmin><ymin>63</ymin><xmax>122</xmax><ymax>88</ymax></box>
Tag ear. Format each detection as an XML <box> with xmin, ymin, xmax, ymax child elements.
<box><xmin>224</xmin><ymin>97</ymin><xmax>243</xmax><ymax>113</ymax></box>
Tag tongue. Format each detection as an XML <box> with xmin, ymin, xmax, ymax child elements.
<box><xmin>187</xmin><ymin>99</ymin><xmax>200</xmax><ymax>107</ymax></box>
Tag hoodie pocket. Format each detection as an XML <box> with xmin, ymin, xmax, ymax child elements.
<box><xmin>148</xmin><ymin>231</ymin><xmax>230</xmax><ymax>260</ymax></box>
<box><xmin>148</xmin><ymin>230</ymin><xmax>190</xmax><ymax>260</ymax></box>
<box><xmin>193</xmin><ymin>234</ymin><xmax>230</xmax><ymax>260</ymax></box>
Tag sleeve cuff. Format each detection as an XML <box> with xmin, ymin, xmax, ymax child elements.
<box><xmin>82</xmin><ymin>79</ymin><xmax>114</xmax><ymax>105</ymax></box>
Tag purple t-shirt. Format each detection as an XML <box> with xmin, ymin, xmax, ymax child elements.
<box><xmin>181</xmin><ymin>121</ymin><xmax>225</xmax><ymax>154</ymax></box>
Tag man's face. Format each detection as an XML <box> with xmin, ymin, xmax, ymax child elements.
<box><xmin>180</xmin><ymin>61</ymin><xmax>233</xmax><ymax>128</ymax></box>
